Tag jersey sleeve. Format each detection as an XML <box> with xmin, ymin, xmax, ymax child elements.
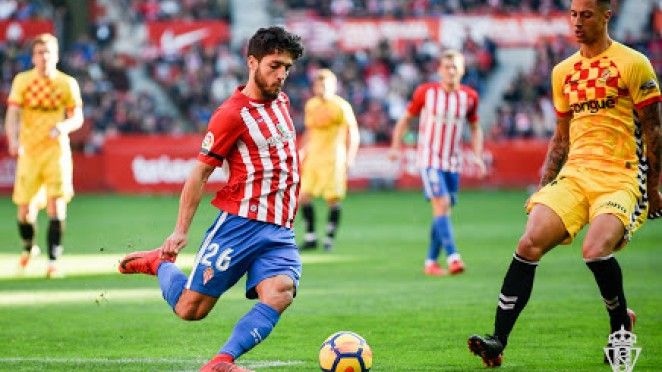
<box><xmin>406</xmin><ymin>84</ymin><xmax>427</xmax><ymax>116</ymax></box>
<box><xmin>551</xmin><ymin>64</ymin><xmax>571</xmax><ymax>117</ymax></box>
<box><xmin>7</xmin><ymin>73</ymin><xmax>25</xmax><ymax>107</ymax></box>
<box><xmin>197</xmin><ymin>108</ymin><xmax>244</xmax><ymax>167</ymax></box>
<box><xmin>625</xmin><ymin>53</ymin><xmax>661</xmax><ymax>109</ymax></box>
<box><xmin>65</xmin><ymin>76</ymin><xmax>83</xmax><ymax>109</ymax></box>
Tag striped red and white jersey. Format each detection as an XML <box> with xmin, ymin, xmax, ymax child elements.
<box><xmin>198</xmin><ymin>86</ymin><xmax>300</xmax><ymax>228</ymax></box>
<box><xmin>407</xmin><ymin>82</ymin><xmax>479</xmax><ymax>172</ymax></box>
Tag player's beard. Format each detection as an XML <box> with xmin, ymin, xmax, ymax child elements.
<box><xmin>255</xmin><ymin>68</ymin><xmax>281</xmax><ymax>100</ymax></box>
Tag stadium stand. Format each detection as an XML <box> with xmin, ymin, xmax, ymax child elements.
<box><xmin>1</xmin><ymin>0</ymin><xmax>658</xmax><ymax>151</ymax></box>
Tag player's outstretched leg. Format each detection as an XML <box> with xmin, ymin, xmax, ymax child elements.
<box><xmin>468</xmin><ymin>334</ymin><xmax>504</xmax><ymax>367</ymax></box>
<box><xmin>118</xmin><ymin>248</ymin><xmax>175</xmax><ymax>275</ymax></box>
<box><xmin>469</xmin><ymin>254</ymin><xmax>538</xmax><ymax>367</ymax></box>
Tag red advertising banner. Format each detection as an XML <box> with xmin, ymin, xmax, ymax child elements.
<box><xmin>146</xmin><ymin>20</ymin><xmax>230</xmax><ymax>53</ymax></box>
<box><xmin>0</xmin><ymin>20</ymin><xmax>53</xmax><ymax>43</ymax></box>
<box><xmin>656</xmin><ymin>10</ymin><xmax>662</xmax><ymax>33</ymax></box>
<box><xmin>286</xmin><ymin>17</ymin><xmax>439</xmax><ymax>53</ymax></box>
<box><xmin>439</xmin><ymin>14</ymin><xmax>572</xmax><ymax>47</ymax></box>
<box><xmin>0</xmin><ymin>137</ymin><xmax>552</xmax><ymax>194</ymax></box>
<box><xmin>347</xmin><ymin>140</ymin><xmax>549</xmax><ymax>190</ymax></box>
<box><xmin>102</xmin><ymin>135</ymin><xmax>227</xmax><ymax>193</ymax></box>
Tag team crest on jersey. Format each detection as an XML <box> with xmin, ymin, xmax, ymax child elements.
<box><xmin>597</xmin><ymin>69</ymin><xmax>611</xmax><ymax>84</ymax></box>
<box><xmin>266</xmin><ymin>123</ymin><xmax>294</xmax><ymax>147</ymax></box>
<box><xmin>276</xmin><ymin>123</ymin><xmax>289</xmax><ymax>135</ymax></box>
<box><xmin>202</xmin><ymin>131</ymin><xmax>214</xmax><ymax>151</ymax></box>
<box><xmin>203</xmin><ymin>267</ymin><xmax>214</xmax><ymax>285</ymax></box>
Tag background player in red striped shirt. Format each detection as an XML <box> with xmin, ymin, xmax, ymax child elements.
<box><xmin>118</xmin><ymin>27</ymin><xmax>304</xmax><ymax>372</ymax></box>
<box><xmin>389</xmin><ymin>49</ymin><xmax>486</xmax><ymax>277</ymax></box>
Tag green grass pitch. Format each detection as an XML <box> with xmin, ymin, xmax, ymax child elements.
<box><xmin>0</xmin><ymin>190</ymin><xmax>660</xmax><ymax>371</ymax></box>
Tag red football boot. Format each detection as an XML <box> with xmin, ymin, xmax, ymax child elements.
<box><xmin>424</xmin><ymin>262</ymin><xmax>447</xmax><ymax>276</ymax></box>
<box><xmin>200</xmin><ymin>354</ymin><xmax>253</xmax><ymax>372</ymax></box>
<box><xmin>118</xmin><ymin>248</ymin><xmax>175</xmax><ymax>275</ymax></box>
<box><xmin>448</xmin><ymin>259</ymin><xmax>465</xmax><ymax>275</ymax></box>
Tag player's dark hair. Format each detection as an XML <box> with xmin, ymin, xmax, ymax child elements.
<box><xmin>247</xmin><ymin>26</ymin><xmax>304</xmax><ymax>62</ymax></box>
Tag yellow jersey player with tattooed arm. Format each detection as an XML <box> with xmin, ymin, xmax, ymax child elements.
<box><xmin>468</xmin><ymin>0</ymin><xmax>661</xmax><ymax>367</ymax></box>
<box><xmin>5</xmin><ymin>33</ymin><xmax>84</xmax><ymax>278</ymax></box>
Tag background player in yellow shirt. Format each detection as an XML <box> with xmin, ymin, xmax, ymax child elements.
<box><xmin>468</xmin><ymin>0</ymin><xmax>662</xmax><ymax>367</ymax></box>
<box><xmin>5</xmin><ymin>33</ymin><xmax>84</xmax><ymax>278</ymax></box>
<box><xmin>298</xmin><ymin>69</ymin><xmax>360</xmax><ymax>251</ymax></box>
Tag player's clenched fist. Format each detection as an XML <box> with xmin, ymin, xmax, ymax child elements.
<box><xmin>161</xmin><ymin>231</ymin><xmax>187</xmax><ymax>257</ymax></box>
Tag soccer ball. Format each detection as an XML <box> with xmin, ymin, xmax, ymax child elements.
<box><xmin>319</xmin><ymin>331</ymin><xmax>372</xmax><ymax>372</ymax></box>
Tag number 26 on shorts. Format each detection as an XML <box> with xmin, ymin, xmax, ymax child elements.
<box><xmin>200</xmin><ymin>243</ymin><xmax>234</xmax><ymax>271</ymax></box>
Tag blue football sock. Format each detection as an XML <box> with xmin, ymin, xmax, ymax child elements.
<box><xmin>434</xmin><ymin>215</ymin><xmax>457</xmax><ymax>256</ymax></box>
<box><xmin>220</xmin><ymin>302</ymin><xmax>280</xmax><ymax>359</ymax></box>
<box><xmin>427</xmin><ymin>221</ymin><xmax>441</xmax><ymax>261</ymax></box>
<box><xmin>157</xmin><ymin>262</ymin><xmax>187</xmax><ymax>310</ymax></box>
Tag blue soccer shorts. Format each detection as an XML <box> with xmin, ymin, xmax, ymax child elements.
<box><xmin>185</xmin><ymin>211</ymin><xmax>302</xmax><ymax>299</ymax></box>
<box><xmin>420</xmin><ymin>167</ymin><xmax>460</xmax><ymax>205</ymax></box>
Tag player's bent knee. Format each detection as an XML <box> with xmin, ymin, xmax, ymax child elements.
<box><xmin>581</xmin><ymin>243</ymin><xmax>615</xmax><ymax>261</ymax></box>
<box><xmin>262</xmin><ymin>289</ymin><xmax>294</xmax><ymax>312</ymax></box>
<box><xmin>516</xmin><ymin>234</ymin><xmax>543</xmax><ymax>261</ymax></box>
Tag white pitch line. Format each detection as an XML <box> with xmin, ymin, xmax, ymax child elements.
<box><xmin>0</xmin><ymin>285</ymin><xmax>359</xmax><ymax>307</ymax></box>
<box><xmin>0</xmin><ymin>357</ymin><xmax>305</xmax><ymax>369</ymax></box>
<box><xmin>0</xmin><ymin>252</ymin><xmax>354</xmax><ymax>279</ymax></box>
<box><xmin>244</xmin><ymin>360</ymin><xmax>306</xmax><ymax>368</ymax></box>
<box><xmin>0</xmin><ymin>357</ymin><xmax>204</xmax><ymax>364</ymax></box>
<box><xmin>0</xmin><ymin>287</ymin><xmax>243</xmax><ymax>306</ymax></box>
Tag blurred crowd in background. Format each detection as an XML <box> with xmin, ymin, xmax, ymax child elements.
<box><xmin>277</xmin><ymin>0</ymin><xmax>568</xmax><ymax>17</ymax></box>
<box><xmin>0</xmin><ymin>0</ymin><xmax>660</xmax><ymax>153</ymax></box>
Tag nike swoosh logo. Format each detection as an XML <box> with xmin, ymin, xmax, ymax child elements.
<box><xmin>160</xmin><ymin>28</ymin><xmax>209</xmax><ymax>51</ymax></box>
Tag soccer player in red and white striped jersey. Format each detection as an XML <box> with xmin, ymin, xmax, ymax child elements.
<box><xmin>118</xmin><ymin>27</ymin><xmax>305</xmax><ymax>372</ymax></box>
<box><xmin>390</xmin><ymin>49</ymin><xmax>486</xmax><ymax>277</ymax></box>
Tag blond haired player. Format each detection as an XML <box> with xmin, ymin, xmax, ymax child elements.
<box><xmin>390</xmin><ymin>49</ymin><xmax>485</xmax><ymax>276</ymax></box>
<box><xmin>299</xmin><ymin>69</ymin><xmax>359</xmax><ymax>251</ymax></box>
<box><xmin>469</xmin><ymin>0</ymin><xmax>662</xmax><ymax>367</ymax></box>
<box><xmin>5</xmin><ymin>33</ymin><xmax>84</xmax><ymax>278</ymax></box>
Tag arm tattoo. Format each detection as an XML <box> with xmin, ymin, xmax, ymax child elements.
<box><xmin>639</xmin><ymin>102</ymin><xmax>662</xmax><ymax>192</ymax></box>
<box><xmin>540</xmin><ymin>117</ymin><xmax>570</xmax><ymax>187</ymax></box>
